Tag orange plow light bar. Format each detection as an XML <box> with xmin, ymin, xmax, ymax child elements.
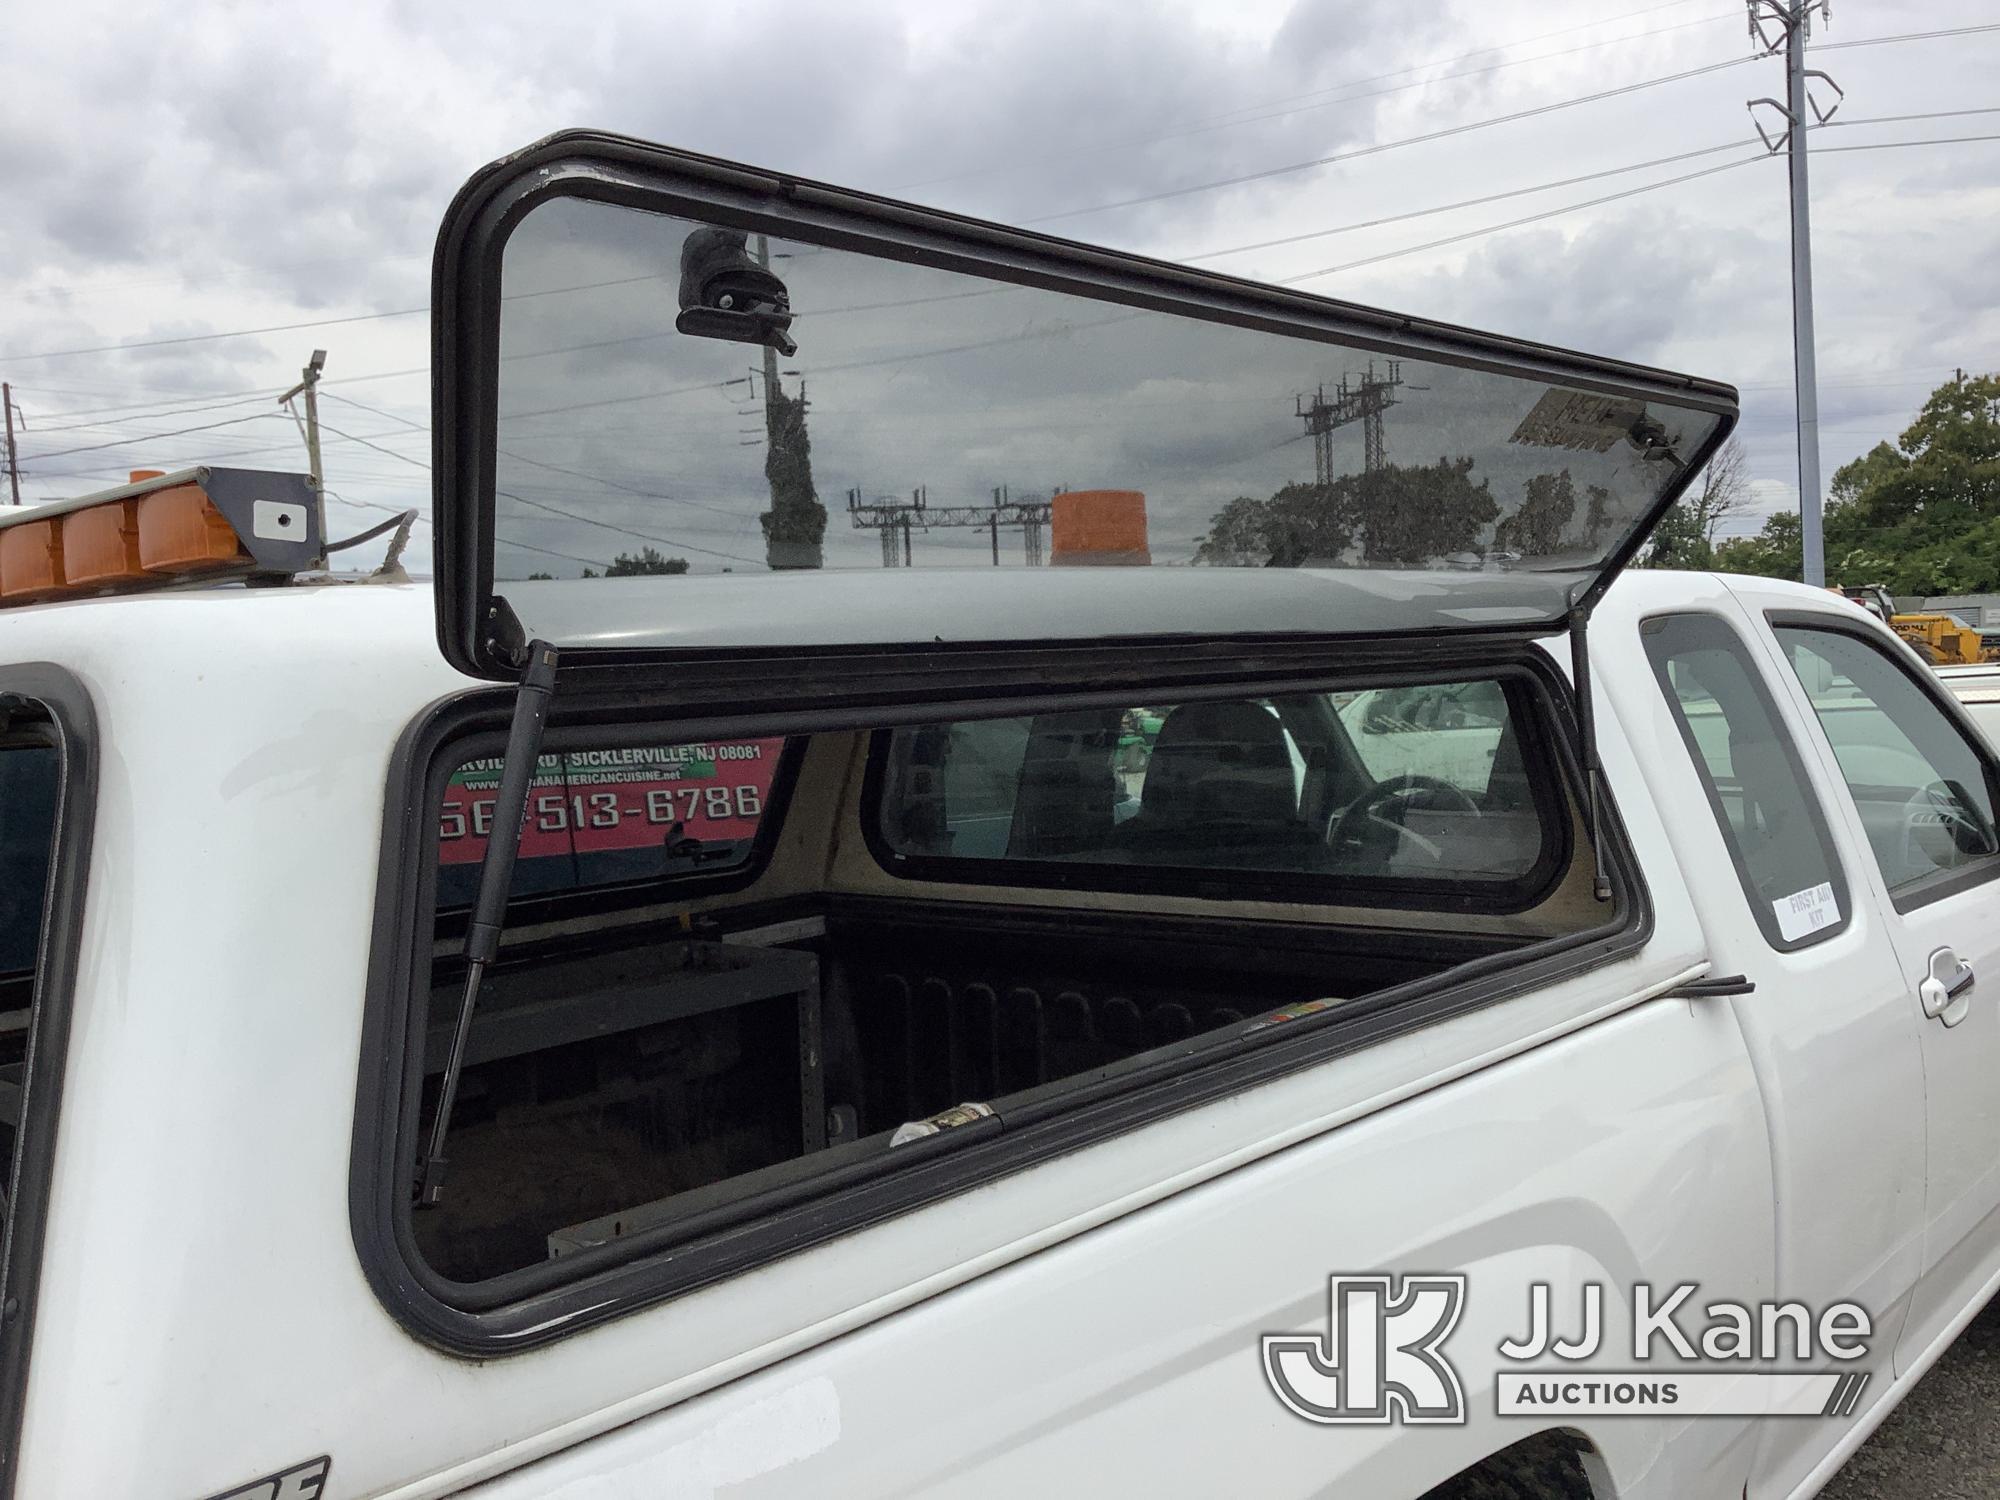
<box><xmin>0</xmin><ymin>466</ymin><xmax>322</xmax><ymax>608</ymax></box>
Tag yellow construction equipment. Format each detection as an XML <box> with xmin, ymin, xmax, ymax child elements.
<box><xmin>1837</xmin><ymin>585</ymin><xmax>2000</xmax><ymax>665</ymax></box>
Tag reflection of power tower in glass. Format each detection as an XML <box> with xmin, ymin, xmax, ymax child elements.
<box><xmin>846</xmin><ymin>485</ymin><xmax>1052</xmax><ymax>567</ymax></box>
<box><xmin>1297</xmin><ymin>361</ymin><xmax>1405</xmax><ymax>484</ymax></box>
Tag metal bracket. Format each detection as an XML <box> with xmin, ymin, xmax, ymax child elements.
<box><xmin>1748</xmin><ymin>98</ymin><xmax>1795</xmax><ymax>154</ymax></box>
<box><xmin>1747</xmin><ymin>0</ymin><xmax>1789</xmax><ymax>56</ymax></box>
<box><xmin>1804</xmin><ymin>69</ymin><xmax>1844</xmax><ymax>124</ymax></box>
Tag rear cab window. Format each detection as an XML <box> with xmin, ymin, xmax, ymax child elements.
<box><xmin>870</xmin><ymin>677</ymin><xmax>1562</xmax><ymax>904</ymax></box>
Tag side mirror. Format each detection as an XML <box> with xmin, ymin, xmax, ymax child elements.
<box><xmin>675</xmin><ymin>226</ymin><xmax>797</xmax><ymax>355</ymax></box>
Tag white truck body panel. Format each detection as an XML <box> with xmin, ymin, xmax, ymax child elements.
<box><xmin>0</xmin><ymin>569</ymin><xmax>1995</xmax><ymax>1498</ymax></box>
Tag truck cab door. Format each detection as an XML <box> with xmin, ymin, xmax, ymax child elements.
<box><xmin>1761</xmin><ymin>605</ymin><xmax>2000</xmax><ymax>1378</ymax></box>
<box><xmin>1613</xmin><ymin>585</ymin><xmax>1926</xmax><ymax>1500</ymax></box>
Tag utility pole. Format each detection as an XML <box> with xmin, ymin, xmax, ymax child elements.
<box><xmin>279</xmin><ymin>349</ymin><xmax>328</xmax><ymax>539</ymax></box>
<box><xmin>1748</xmin><ymin>1</ymin><xmax>1841</xmax><ymax>587</ymax></box>
<box><xmin>2</xmin><ymin>384</ymin><xmax>20</xmax><ymax>506</ymax></box>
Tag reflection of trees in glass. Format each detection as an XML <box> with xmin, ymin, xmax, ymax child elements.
<box><xmin>584</xmin><ymin>546</ymin><xmax>689</xmax><ymax>577</ymax></box>
<box><xmin>1194</xmin><ymin>482</ymin><xmax>1351</xmax><ymax>566</ymax></box>
<box><xmin>1194</xmin><ymin>459</ymin><xmax>1497</xmax><ymax>567</ymax></box>
<box><xmin>1493</xmin><ymin>470</ymin><xmax>1575</xmax><ymax>557</ymax></box>
<box><xmin>761</xmin><ymin>383</ymin><xmax>827</xmax><ymax>570</ymax></box>
<box><xmin>1361</xmin><ymin>458</ymin><xmax>1497</xmax><ymax>565</ymax></box>
<box><xmin>1583</xmin><ymin>485</ymin><xmax>1611</xmax><ymax>550</ymax></box>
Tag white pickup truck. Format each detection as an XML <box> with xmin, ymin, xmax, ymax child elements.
<box><xmin>2</xmin><ymin>132</ymin><xmax>1998</xmax><ymax>1500</ymax></box>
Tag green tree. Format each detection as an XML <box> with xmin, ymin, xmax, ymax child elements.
<box><xmin>1819</xmin><ymin>371</ymin><xmax>2000</xmax><ymax>592</ymax></box>
<box><xmin>603</xmin><ymin>546</ymin><xmax>689</xmax><ymax>577</ymax></box>
<box><xmin>1642</xmin><ymin>435</ymin><xmax>1748</xmax><ymax>569</ymax></box>
<box><xmin>1708</xmin><ymin>374</ymin><xmax>2000</xmax><ymax>589</ymax></box>
<box><xmin>1714</xmin><ymin>511</ymin><xmax>1802</xmax><ymax>581</ymax></box>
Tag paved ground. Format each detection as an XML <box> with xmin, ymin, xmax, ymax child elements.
<box><xmin>1819</xmin><ymin>1297</ymin><xmax>2000</xmax><ymax>1499</ymax></box>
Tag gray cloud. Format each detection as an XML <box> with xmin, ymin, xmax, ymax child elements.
<box><xmin>0</xmin><ymin>0</ymin><xmax>1994</xmax><ymax>580</ymax></box>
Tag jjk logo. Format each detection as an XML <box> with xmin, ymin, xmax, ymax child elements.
<box><xmin>1263</xmin><ymin>1274</ymin><xmax>1467</xmax><ymax>1425</ymax></box>
<box><xmin>204</xmin><ymin>1456</ymin><xmax>331</xmax><ymax>1500</ymax></box>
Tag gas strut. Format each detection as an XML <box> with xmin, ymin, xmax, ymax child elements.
<box><xmin>415</xmin><ymin>640</ymin><xmax>559</xmax><ymax>1207</ymax></box>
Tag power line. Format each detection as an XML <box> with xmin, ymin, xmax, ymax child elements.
<box><xmin>19</xmin><ymin>411</ymin><xmax>283</xmax><ymax>462</ymax></box>
<box><xmin>1814</xmin><ymin>131</ymin><xmax>2000</xmax><ymax>156</ymax></box>
<box><xmin>1817</xmin><ymin>106</ymin><xmax>2000</xmax><ymax>131</ymax></box>
<box><xmin>4</xmin><ymin>307</ymin><xmax>427</xmax><ymax>363</ymax></box>
<box><xmin>495</xmin><ymin>488</ymin><xmax>762</xmax><ymax>567</ymax></box>
<box><xmin>1180</xmin><ymin>139</ymin><xmax>1750</xmax><ymax>264</ymax></box>
<box><xmin>19</xmin><ymin>363</ymin><xmax>430</xmax><ymax>423</ymax></box>
<box><xmin>1811</xmin><ymin>22</ymin><xmax>2000</xmax><ymax>53</ymax></box>
<box><xmin>0</xmin><ymin>52</ymin><xmax>1767</xmax><ymax>371</ymax></box>
<box><xmin>0</xmin><ymin>275</ymin><xmax>676</xmax><ymax>367</ymax></box>
<box><xmin>899</xmin><ymin>4</ymin><xmax>1735</xmax><ymax>193</ymax></box>
<box><xmin>1278</xmin><ymin>152</ymin><xmax>1771</xmax><ymax>283</ymax></box>
<box><xmin>497</xmin><ymin>447</ymin><xmax>750</xmax><ymax>522</ymax></box>
<box><xmin>1024</xmin><ymin>54</ymin><xmax>1757</xmax><ymax>226</ymax></box>
<box><xmin>315</xmin><ymin>418</ymin><xmax>430</xmax><ymax>471</ymax></box>
<box><xmin>496</xmin><ymin>532</ymin><xmax>613</xmax><ymax>570</ymax></box>
<box><xmin>24</xmin><ymin>392</ymin><xmax>272</xmax><ymax>436</ymax></box>
<box><xmin>318</xmin><ymin>390</ymin><xmax>425</xmax><ymax>431</ymax></box>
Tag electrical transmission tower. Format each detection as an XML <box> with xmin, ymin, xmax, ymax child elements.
<box><xmin>1296</xmin><ymin>361</ymin><xmax>1405</xmax><ymax>485</ymax></box>
<box><xmin>1747</xmin><ymin>0</ymin><xmax>1841</xmax><ymax>588</ymax></box>
<box><xmin>846</xmin><ymin>485</ymin><xmax>1053</xmax><ymax>567</ymax></box>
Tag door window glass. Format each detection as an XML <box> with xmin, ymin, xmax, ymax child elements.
<box><xmin>1643</xmin><ymin>614</ymin><xmax>1849</xmax><ymax>948</ymax></box>
<box><xmin>1777</xmin><ymin>624</ymin><xmax>2000</xmax><ymax>895</ymax></box>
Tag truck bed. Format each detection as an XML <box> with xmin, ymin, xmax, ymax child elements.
<box><xmin>413</xmin><ymin>899</ymin><xmax>1514</xmax><ymax>1280</ymax></box>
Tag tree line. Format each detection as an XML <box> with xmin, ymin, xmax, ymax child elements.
<box><xmin>1696</xmin><ymin>372</ymin><xmax>2000</xmax><ymax>593</ymax></box>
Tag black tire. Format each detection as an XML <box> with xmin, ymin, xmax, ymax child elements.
<box><xmin>1416</xmin><ymin>1432</ymin><xmax>1596</xmax><ymax>1500</ymax></box>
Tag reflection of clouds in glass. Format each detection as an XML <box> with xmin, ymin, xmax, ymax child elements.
<box><xmin>491</xmin><ymin>196</ymin><xmax>1718</xmax><ymax>584</ymax></box>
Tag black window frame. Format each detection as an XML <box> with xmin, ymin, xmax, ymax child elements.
<box><xmin>351</xmin><ymin>639</ymin><xmax>1651</xmax><ymax>1358</ymax></box>
<box><xmin>0</xmin><ymin>667</ymin><xmax>96</xmax><ymax>1500</ymax></box>
<box><xmin>430</xmin><ymin>133</ymin><xmax>1738</xmax><ymax>685</ymax></box>
<box><xmin>1640</xmin><ymin>611</ymin><xmax>1852</xmax><ymax>952</ymax></box>
<box><xmin>857</xmin><ymin>666</ymin><xmax>1573</xmax><ymax>916</ymax></box>
<box><xmin>1768</xmin><ymin>610</ymin><xmax>2000</xmax><ymax>914</ymax></box>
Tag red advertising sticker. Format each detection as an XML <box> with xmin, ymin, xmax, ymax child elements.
<box><xmin>437</xmin><ymin>739</ymin><xmax>785</xmax><ymax>865</ymax></box>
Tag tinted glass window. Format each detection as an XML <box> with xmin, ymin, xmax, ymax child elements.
<box><xmin>1643</xmin><ymin>614</ymin><xmax>1848</xmax><ymax>949</ymax></box>
<box><xmin>0</xmin><ymin>746</ymin><xmax>58</xmax><ymax>981</ymax></box>
<box><xmin>0</xmin><ymin>733</ymin><xmax>61</xmax><ymax>1248</ymax></box>
<box><xmin>435</xmin><ymin>738</ymin><xmax>787</xmax><ymax>908</ymax></box>
<box><xmin>488</xmin><ymin>193</ymin><xmax>1724</xmax><ymax>644</ymax></box>
<box><xmin>1778</xmin><ymin>625</ymin><xmax>2000</xmax><ymax>894</ymax></box>
<box><xmin>874</xmin><ymin>681</ymin><xmax>1556</xmax><ymax>894</ymax></box>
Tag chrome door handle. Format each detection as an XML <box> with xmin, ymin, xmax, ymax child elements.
<box><xmin>1920</xmin><ymin>948</ymin><xmax>1975</xmax><ymax>1028</ymax></box>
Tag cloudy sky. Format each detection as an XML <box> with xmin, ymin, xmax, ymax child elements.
<box><xmin>4</xmin><ymin>0</ymin><xmax>1997</xmax><ymax>578</ymax></box>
